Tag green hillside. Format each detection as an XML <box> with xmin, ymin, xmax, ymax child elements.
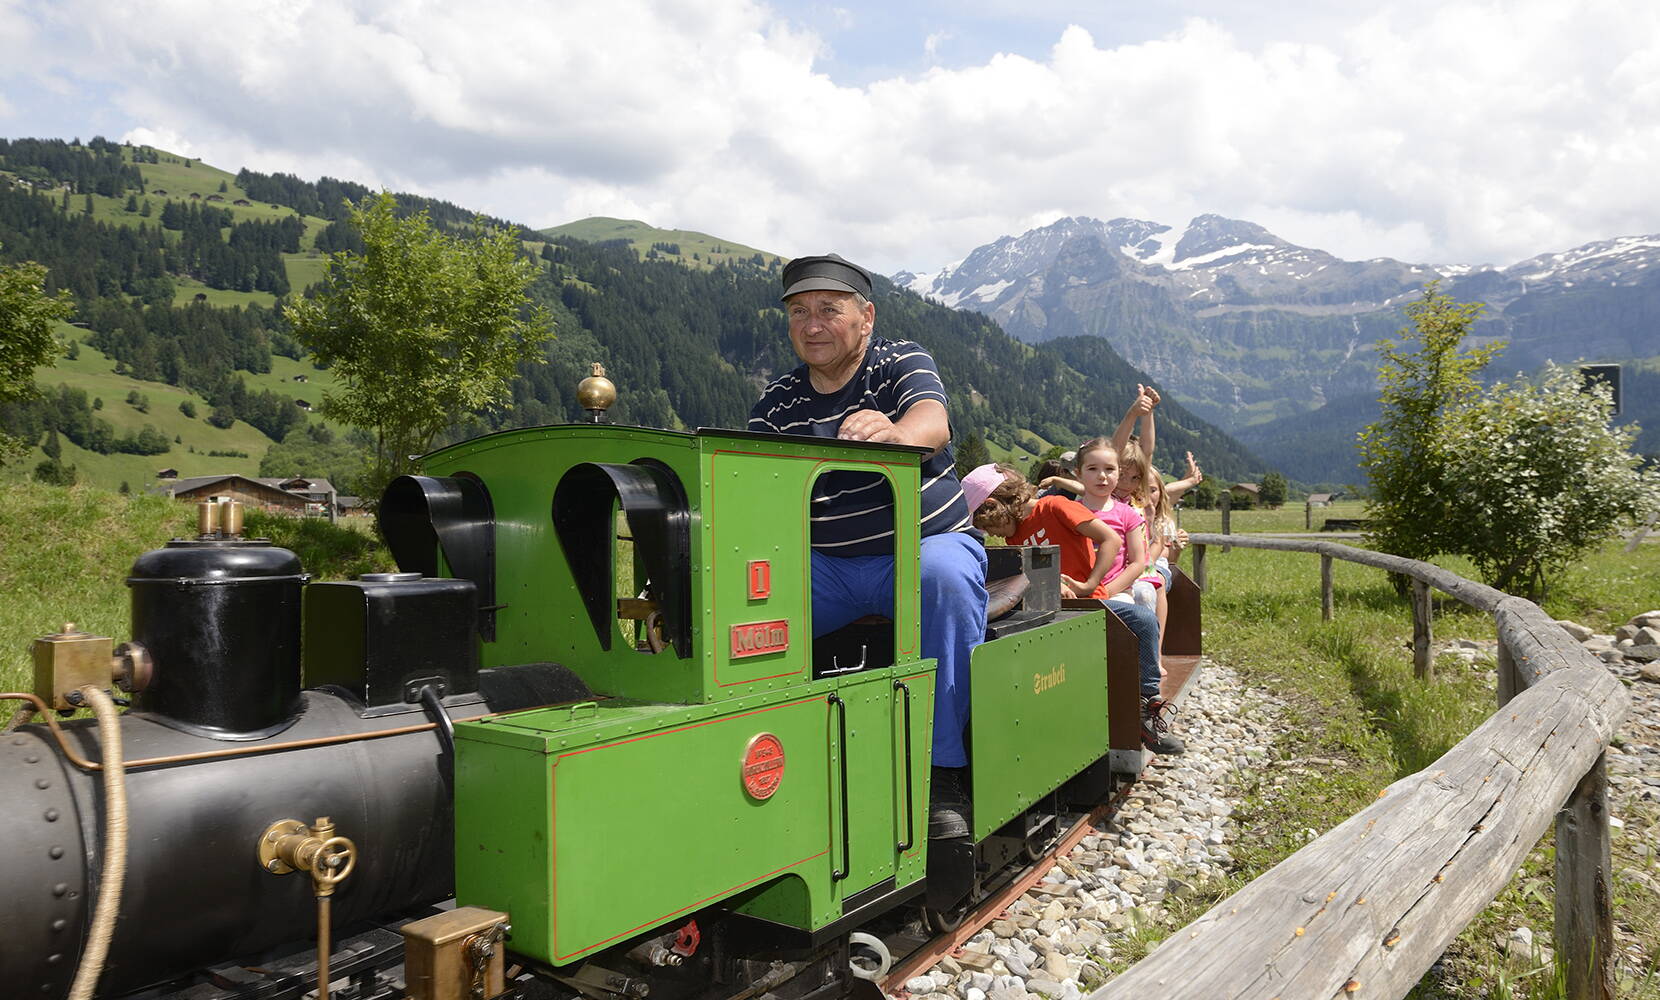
<box><xmin>540</xmin><ymin>217</ymin><xmax>777</xmax><ymax>271</ymax></box>
<box><xmin>3</xmin><ymin>137</ymin><xmax>1268</xmax><ymax>498</ymax></box>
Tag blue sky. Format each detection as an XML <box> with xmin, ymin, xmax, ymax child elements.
<box><xmin>2</xmin><ymin>0</ymin><xmax>1657</xmax><ymax>274</ymax></box>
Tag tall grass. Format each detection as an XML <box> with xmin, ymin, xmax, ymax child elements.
<box><xmin>1</xmin><ymin>483</ymin><xmax>191</xmax><ymax>691</ymax></box>
<box><xmin>1</xmin><ymin>484</ymin><xmax>391</xmax><ymax>692</ymax></box>
<box><xmin>1193</xmin><ymin>538</ymin><xmax>1659</xmax><ymax>998</ymax></box>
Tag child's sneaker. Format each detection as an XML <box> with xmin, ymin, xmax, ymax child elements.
<box><xmin>1141</xmin><ymin>697</ymin><xmax>1186</xmax><ymax>755</ymax></box>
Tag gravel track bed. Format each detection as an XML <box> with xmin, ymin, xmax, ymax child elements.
<box><xmin>897</xmin><ymin>661</ymin><xmax>1280</xmax><ymax>1000</ymax></box>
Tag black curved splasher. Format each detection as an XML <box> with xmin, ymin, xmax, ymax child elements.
<box><xmin>379</xmin><ymin>474</ymin><xmax>498</xmax><ymax>640</ymax></box>
<box><xmin>552</xmin><ymin>459</ymin><xmax>691</xmax><ymax>658</ymax></box>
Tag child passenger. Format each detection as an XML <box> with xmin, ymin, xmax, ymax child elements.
<box><xmin>963</xmin><ymin>463</ymin><xmax>1118</xmax><ymax>599</ymax></box>
<box><xmin>961</xmin><ymin>461</ymin><xmax>1184</xmax><ymax>755</ymax></box>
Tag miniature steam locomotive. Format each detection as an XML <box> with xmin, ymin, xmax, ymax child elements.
<box><xmin>3</xmin><ymin>407</ymin><xmax>1199</xmax><ymax>1000</ymax></box>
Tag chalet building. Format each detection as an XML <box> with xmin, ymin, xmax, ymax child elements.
<box><xmin>160</xmin><ymin>475</ymin><xmax>341</xmax><ymax>520</ymax></box>
<box><xmin>295</xmin><ymin>399</ymin><xmax>312</xmax><ymax>411</ymax></box>
<box><xmin>151</xmin><ymin>189</ymin><xmax>167</xmax><ymax>195</ymax></box>
<box><xmin>293</xmin><ymin>374</ymin><xmax>308</xmax><ymax>383</ymax></box>
<box><xmin>233</xmin><ymin>198</ymin><xmax>251</xmax><ymax>206</ymax></box>
<box><xmin>188</xmin><ymin>192</ymin><xmax>200</xmax><ymax>199</ymax></box>
<box><xmin>155</xmin><ymin>468</ymin><xmax>179</xmax><ymax>480</ymax></box>
<box><xmin>206</xmin><ymin>194</ymin><xmax>224</xmax><ymax>202</ymax></box>
<box><xmin>1228</xmin><ymin>483</ymin><xmax>1261</xmax><ymax>503</ymax></box>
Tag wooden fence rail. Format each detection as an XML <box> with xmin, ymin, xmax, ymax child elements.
<box><xmin>1092</xmin><ymin>534</ymin><xmax>1630</xmax><ymax>1000</ymax></box>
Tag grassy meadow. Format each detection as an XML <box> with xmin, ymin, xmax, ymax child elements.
<box><xmin>4</xmin><ymin>334</ymin><xmax>343</xmax><ymax>493</ymax></box>
<box><xmin>540</xmin><ymin>216</ymin><xmax>776</xmax><ymax>271</ymax></box>
<box><xmin>0</xmin><ymin>483</ymin><xmax>391</xmax><ymax>694</ymax></box>
<box><xmin>1161</xmin><ymin>534</ymin><xmax>1660</xmax><ymax>998</ymax></box>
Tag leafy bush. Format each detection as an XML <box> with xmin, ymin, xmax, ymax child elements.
<box><xmin>1440</xmin><ymin>365</ymin><xmax>1659</xmax><ymax>598</ymax></box>
<box><xmin>242</xmin><ymin>509</ymin><xmax>393</xmax><ymax>581</ymax></box>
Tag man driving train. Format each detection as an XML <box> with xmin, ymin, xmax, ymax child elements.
<box><xmin>748</xmin><ymin>253</ymin><xmax>989</xmax><ymax>840</ymax></box>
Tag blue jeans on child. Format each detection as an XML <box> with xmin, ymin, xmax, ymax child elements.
<box><xmin>1105</xmin><ymin>598</ymin><xmax>1162</xmax><ymax>698</ymax></box>
<box><xmin>809</xmin><ymin>532</ymin><xmax>989</xmax><ymax>768</ymax></box>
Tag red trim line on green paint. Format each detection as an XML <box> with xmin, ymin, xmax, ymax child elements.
<box><xmin>550</xmin><ymin>694</ymin><xmax>833</xmax><ymax>960</ymax></box>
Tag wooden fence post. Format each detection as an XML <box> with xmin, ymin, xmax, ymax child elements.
<box><xmin>1320</xmin><ymin>554</ymin><xmax>1334</xmax><ymax>621</ymax></box>
<box><xmin>1220</xmin><ymin>493</ymin><xmax>1232</xmax><ymax>553</ymax></box>
<box><xmin>1305</xmin><ymin>500</ymin><xmax>1312</xmax><ymax>531</ymax></box>
<box><xmin>1412</xmin><ymin>579</ymin><xmax>1433</xmax><ymax>678</ymax></box>
<box><xmin>1192</xmin><ymin>544</ymin><xmax>1208</xmax><ymax>591</ymax></box>
<box><xmin>1556</xmin><ymin>754</ymin><xmax>1615</xmax><ymax>1000</ymax></box>
<box><xmin>1496</xmin><ymin>641</ymin><xmax>1521</xmax><ymax>707</ymax></box>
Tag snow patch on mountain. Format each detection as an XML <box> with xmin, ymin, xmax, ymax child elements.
<box><xmin>1506</xmin><ymin>235</ymin><xmax>1660</xmax><ymax>283</ymax></box>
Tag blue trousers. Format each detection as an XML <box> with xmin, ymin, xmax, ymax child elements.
<box><xmin>1105</xmin><ymin>600</ymin><xmax>1162</xmax><ymax>698</ymax></box>
<box><xmin>810</xmin><ymin>532</ymin><xmax>989</xmax><ymax>767</ymax></box>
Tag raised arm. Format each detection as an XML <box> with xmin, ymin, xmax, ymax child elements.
<box><xmin>1141</xmin><ymin>386</ymin><xmax>1159</xmax><ymax>463</ymax></box>
<box><xmin>1164</xmin><ymin>450</ymin><xmax>1204</xmax><ymax>503</ymax></box>
<box><xmin>1110</xmin><ymin>385</ymin><xmax>1152</xmax><ymax>457</ymax></box>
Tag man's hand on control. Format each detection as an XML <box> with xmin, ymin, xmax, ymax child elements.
<box><xmin>837</xmin><ymin>409</ymin><xmax>902</xmax><ymax>443</ymax></box>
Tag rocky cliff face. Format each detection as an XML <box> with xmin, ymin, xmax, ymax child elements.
<box><xmin>897</xmin><ymin>218</ymin><xmax>1660</xmax><ymax>482</ymax></box>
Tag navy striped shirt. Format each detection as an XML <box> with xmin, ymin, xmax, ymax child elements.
<box><xmin>750</xmin><ymin>338</ymin><xmax>973</xmax><ymax>556</ymax></box>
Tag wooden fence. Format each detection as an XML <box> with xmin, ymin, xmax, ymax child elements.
<box><xmin>1093</xmin><ymin>534</ymin><xmax>1631</xmax><ymax>1000</ymax></box>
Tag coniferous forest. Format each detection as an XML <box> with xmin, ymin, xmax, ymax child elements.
<box><xmin>0</xmin><ymin>137</ymin><xmax>1265</xmax><ymax>492</ymax></box>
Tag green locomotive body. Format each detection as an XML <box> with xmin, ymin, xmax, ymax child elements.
<box><xmin>386</xmin><ymin>419</ymin><xmax>1178</xmax><ymax>977</ymax></box>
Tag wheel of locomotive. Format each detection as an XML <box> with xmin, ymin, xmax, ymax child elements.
<box><xmin>922</xmin><ymin>898</ymin><xmax>972</xmax><ymax>935</ymax></box>
<box><xmin>1024</xmin><ymin>826</ymin><xmax>1050</xmax><ymax>861</ymax></box>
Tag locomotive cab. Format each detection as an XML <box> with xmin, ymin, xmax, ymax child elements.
<box><xmin>396</xmin><ymin>424</ymin><xmax>937</xmax><ymax>970</ymax></box>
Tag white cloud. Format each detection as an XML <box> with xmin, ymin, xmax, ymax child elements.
<box><xmin>2</xmin><ymin>0</ymin><xmax>1658</xmax><ymax>273</ymax></box>
<box><xmin>924</xmin><ymin>30</ymin><xmax>952</xmax><ymax>62</ymax></box>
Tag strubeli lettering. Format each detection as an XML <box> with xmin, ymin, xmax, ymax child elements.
<box><xmin>1033</xmin><ymin>664</ymin><xmax>1067</xmax><ymax>695</ymax></box>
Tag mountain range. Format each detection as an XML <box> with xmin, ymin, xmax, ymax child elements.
<box><xmin>897</xmin><ymin>216</ymin><xmax>1660</xmax><ymax>483</ymax></box>
<box><xmin>0</xmin><ymin>138</ymin><xmax>1265</xmax><ymax>494</ymax></box>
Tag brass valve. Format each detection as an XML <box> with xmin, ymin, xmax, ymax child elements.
<box><xmin>32</xmin><ymin>625</ymin><xmax>153</xmax><ymax>711</ymax></box>
<box><xmin>259</xmin><ymin>817</ymin><xmax>357</xmax><ymax>1000</ymax></box>
<box><xmin>258</xmin><ymin>816</ymin><xmax>357</xmax><ymax>896</ymax></box>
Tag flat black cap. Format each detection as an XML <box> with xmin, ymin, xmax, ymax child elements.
<box><xmin>780</xmin><ymin>253</ymin><xmax>873</xmax><ymax>301</ymax></box>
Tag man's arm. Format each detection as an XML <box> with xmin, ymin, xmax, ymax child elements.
<box><xmin>837</xmin><ymin>399</ymin><xmax>950</xmax><ymax>454</ymax></box>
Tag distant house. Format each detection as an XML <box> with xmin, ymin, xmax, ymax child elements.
<box><xmin>205</xmin><ymin>194</ymin><xmax>224</xmax><ymax>202</ymax></box>
<box><xmin>336</xmin><ymin>496</ymin><xmax>369</xmax><ymax>518</ymax></box>
<box><xmin>1228</xmin><ymin>483</ymin><xmax>1261</xmax><ymax>503</ymax></box>
<box><xmin>233</xmin><ymin>198</ymin><xmax>250</xmax><ymax>206</ymax></box>
<box><xmin>295</xmin><ymin>399</ymin><xmax>312</xmax><ymax>410</ymax></box>
<box><xmin>1306</xmin><ymin>492</ymin><xmax>1337</xmax><ymax>507</ymax></box>
<box><xmin>156</xmin><ymin>468</ymin><xmax>179</xmax><ymax>480</ymax></box>
<box><xmin>293</xmin><ymin>374</ymin><xmax>308</xmax><ymax>383</ymax></box>
<box><xmin>193</xmin><ymin>293</ymin><xmax>208</xmax><ymax>303</ymax></box>
<box><xmin>188</xmin><ymin>192</ymin><xmax>200</xmax><ymax>200</ymax></box>
<box><xmin>158</xmin><ymin>475</ymin><xmax>340</xmax><ymax>519</ymax></box>
<box><xmin>151</xmin><ymin>188</ymin><xmax>167</xmax><ymax>195</ymax></box>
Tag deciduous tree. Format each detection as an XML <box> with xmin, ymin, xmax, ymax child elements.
<box><xmin>285</xmin><ymin>193</ymin><xmax>554</xmax><ymax>497</ymax></box>
<box><xmin>0</xmin><ymin>243</ymin><xmax>74</xmax><ymax>462</ymax></box>
<box><xmin>1259</xmin><ymin>471</ymin><xmax>1288</xmax><ymax>508</ymax></box>
<box><xmin>1358</xmin><ymin>282</ymin><xmax>1500</xmax><ymax>569</ymax></box>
